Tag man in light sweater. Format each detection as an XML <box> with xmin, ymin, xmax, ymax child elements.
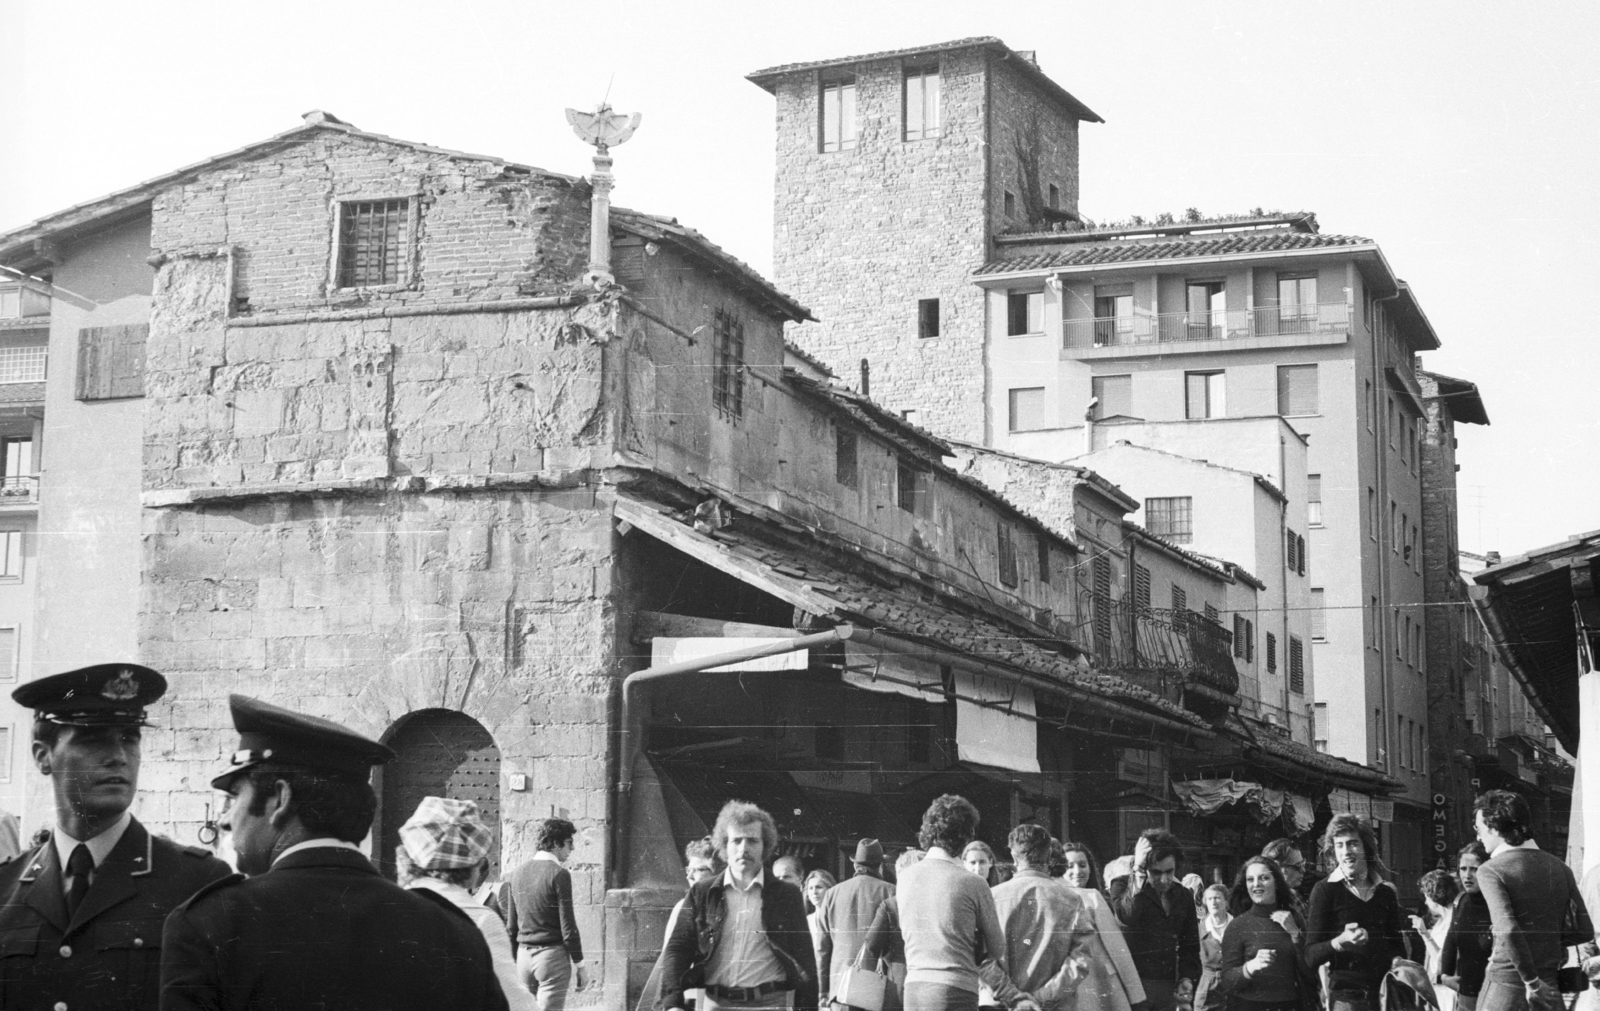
<box><xmin>1472</xmin><ymin>790</ymin><xmax>1594</xmax><ymax>1011</ymax></box>
<box><xmin>896</xmin><ymin>794</ymin><xmax>1039</xmax><ymax>1011</ymax></box>
<box><xmin>506</xmin><ymin>818</ymin><xmax>588</xmax><ymax>1011</ymax></box>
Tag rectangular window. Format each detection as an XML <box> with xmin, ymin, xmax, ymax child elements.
<box><xmin>2</xmin><ymin>439</ymin><xmax>33</xmax><ymax>499</ymax></box>
<box><xmin>820</xmin><ymin>78</ymin><xmax>858</xmax><ymax>152</ymax></box>
<box><xmin>337</xmin><ymin>198</ymin><xmax>409</xmax><ymax>288</ymax></box>
<box><xmin>1185</xmin><ymin>371</ymin><xmax>1225</xmax><ymax>419</ymax></box>
<box><xmin>1286</xmin><ymin>528</ymin><xmax>1299</xmax><ymax>572</ymax></box>
<box><xmin>1145</xmin><ymin>497</ymin><xmax>1193</xmax><ymax>544</ymax></box>
<box><xmin>835</xmin><ymin>429</ymin><xmax>858</xmax><ymax>488</ymax></box>
<box><xmin>1266</xmin><ymin>632</ymin><xmax>1277</xmax><ymax>673</ymax></box>
<box><xmin>918</xmin><ymin>298</ymin><xmax>941</xmax><ymax>339</ymax></box>
<box><xmin>1048</xmin><ymin>184</ymin><xmax>1060</xmax><ymax>210</ymax></box>
<box><xmin>1037</xmin><ymin>536</ymin><xmax>1050</xmax><ymax>585</ymax></box>
<box><xmin>997</xmin><ymin>523</ymin><xmax>1018</xmax><ymax>588</ymax></box>
<box><xmin>897</xmin><ymin>459</ymin><xmax>929</xmax><ymax>516</ymax></box>
<box><xmin>1289</xmin><ymin>635</ymin><xmax>1305</xmax><ymax>694</ymax></box>
<box><xmin>1277</xmin><ymin>364</ymin><xmax>1319</xmax><ymax>416</ymax></box>
<box><xmin>1244</xmin><ymin>619</ymin><xmax>1254</xmax><ymax>662</ymax></box>
<box><xmin>0</xmin><ymin>626</ymin><xmax>15</xmax><ymax>682</ymax></box>
<box><xmin>1396</xmin><ymin>611</ymin><xmax>1404</xmax><ymax>659</ymax></box>
<box><xmin>1171</xmin><ymin>584</ymin><xmax>1187</xmax><ymax>630</ymax></box>
<box><xmin>1391</xmin><ymin>500</ymin><xmax>1399</xmax><ymax>552</ymax></box>
<box><xmin>1399</xmin><ymin>715</ymin><xmax>1408</xmax><ymax>769</ymax></box>
<box><xmin>1093</xmin><ymin>286</ymin><xmax>1134</xmax><ymax>345</ymax></box>
<box><xmin>1414</xmin><ymin>622</ymin><xmax>1423</xmax><ymax>667</ymax></box>
<box><xmin>1133</xmin><ymin>564</ymin><xmax>1152</xmax><ymax>611</ymax></box>
<box><xmin>0</xmin><ymin>346</ymin><xmax>47</xmax><ymax>384</ymax></box>
<box><xmin>1366</xmin><ymin>380</ymin><xmax>1376</xmax><ymax>432</ymax></box>
<box><xmin>1093</xmin><ymin>555</ymin><xmax>1113</xmax><ymax>655</ymax></box>
<box><xmin>1233</xmin><ymin>614</ymin><xmax>1247</xmax><ymax>658</ymax></box>
<box><xmin>711</xmin><ymin>309</ymin><xmax>745</xmax><ymax>417</ymax></box>
<box><xmin>1278</xmin><ymin>274</ymin><xmax>1317</xmax><ymax>329</ymax></box>
<box><xmin>1412</xmin><ymin>524</ymin><xmax>1420</xmax><ymax>569</ymax></box>
<box><xmin>1186</xmin><ymin>281</ymin><xmax>1226</xmax><ymax>340</ymax></box>
<box><xmin>1007</xmin><ymin>290</ymin><xmax>1044</xmax><ymax>335</ymax></box>
<box><xmin>903</xmin><ymin>66</ymin><xmax>942</xmax><ymax>141</ymax></box>
<box><xmin>1368</xmin><ymin>487</ymin><xmax>1377</xmax><ymax>540</ymax></box>
<box><xmin>1311</xmin><ymin>588</ymin><xmax>1327</xmax><ymax>641</ymax></box>
<box><xmin>1314</xmin><ymin>702</ymin><xmax>1329</xmax><ymax>753</ymax></box>
<box><xmin>1308</xmin><ymin>475</ymin><xmax>1323</xmax><ymax>527</ymax></box>
<box><xmin>0</xmin><ymin>289</ymin><xmax>16</xmax><ymax>319</ymax></box>
<box><xmin>1004</xmin><ymin>191</ymin><xmax>1017</xmax><ymax>219</ymax></box>
<box><xmin>0</xmin><ymin>725</ymin><xmax>8</xmax><ymax>781</ymax></box>
<box><xmin>1370</xmin><ymin>595</ymin><xmax>1380</xmax><ymax>649</ymax></box>
<box><xmin>1388</xmin><ymin>398</ymin><xmax>1398</xmax><ymax>448</ymax></box>
<box><xmin>76</xmin><ymin>324</ymin><xmax>147</xmax><ymax>401</ymax></box>
<box><xmin>1091</xmin><ymin>374</ymin><xmax>1132</xmax><ymax>419</ymax></box>
<box><xmin>1008</xmin><ymin>387</ymin><xmax>1048</xmax><ymax>432</ymax></box>
<box><xmin>0</xmin><ymin>531</ymin><xmax>20</xmax><ymax>579</ymax></box>
<box><xmin>1204</xmin><ymin>603</ymin><xmax>1219</xmax><ymax>627</ymax></box>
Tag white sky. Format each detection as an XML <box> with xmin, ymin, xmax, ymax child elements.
<box><xmin>3</xmin><ymin>0</ymin><xmax>1595</xmax><ymax>560</ymax></box>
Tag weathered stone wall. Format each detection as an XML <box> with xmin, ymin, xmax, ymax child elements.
<box><xmin>768</xmin><ymin>48</ymin><xmax>993</xmax><ymax>442</ymax></box>
<box><xmin>988</xmin><ymin>58</ymin><xmax>1081</xmax><ymax>227</ymax></box>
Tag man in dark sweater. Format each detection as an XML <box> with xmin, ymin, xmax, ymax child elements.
<box><xmin>1107</xmin><ymin>829</ymin><xmax>1199</xmax><ymax>1011</ymax></box>
<box><xmin>506</xmin><ymin>818</ymin><xmax>587</xmax><ymax>1011</ymax></box>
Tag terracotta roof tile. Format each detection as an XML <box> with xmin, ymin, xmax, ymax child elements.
<box><xmin>976</xmin><ymin>231</ymin><xmax>1372</xmax><ymax>275</ymax></box>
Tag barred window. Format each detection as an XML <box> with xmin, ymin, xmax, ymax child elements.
<box><xmin>1145</xmin><ymin>497</ymin><xmax>1193</xmax><ymax>544</ymax></box>
<box><xmin>337</xmin><ymin>199</ymin><xmax>409</xmax><ymax>288</ymax></box>
<box><xmin>712</xmin><ymin>309</ymin><xmax>745</xmax><ymax>417</ymax></box>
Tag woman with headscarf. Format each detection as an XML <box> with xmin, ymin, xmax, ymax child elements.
<box><xmin>397</xmin><ymin>795</ymin><xmax>536</xmax><ymax>1011</ymax></box>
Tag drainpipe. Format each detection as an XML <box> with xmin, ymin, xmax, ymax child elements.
<box><xmin>1373</xmin><ymin>284</ymin><xmax>1403</xmax><ymax>782</ymax></box>
<box><xmin>1280</xmin><ymin>433</ymin><xmax>1293</xmax><ymax>732</ymax></box>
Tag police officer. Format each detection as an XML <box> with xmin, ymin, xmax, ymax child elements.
<box><xmin>159</xmin><ymin>694</ymin><xmax>510</xmax><ymax>1011</ymax></box>
<box><xmin>0</xmin><ymin>663</ymin><xmax>233</xmax><ymax>1011</ymax></box>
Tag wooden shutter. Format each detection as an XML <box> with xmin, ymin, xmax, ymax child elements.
<box><xmin>1092</xmin><ymin>554</ymin><xmax>1112</xmax><ymax>655</ymax></box>
<box><xmin>77</xmin><ymin>324</ymin><xmax>148</xmax><ymax>400</ymax></box>
<box><xmin>1233</xmin><ymin>614</ymin><xmax>1246</xmax><ymax>658</ymax></box>
<box><xmin>1289</xmin><ymin>636</ymin><xmax>1305</xmax><ymax>693</ymax></box>
<box><xmin>1266</xmin><ymin>632</ymin><xmax>1277</xmax><ymax>672</ymax></box>
<box><xmin>1133</xmin><ymin>564</ymin><xmax>1151</xmax><ymax>611</ymax></box>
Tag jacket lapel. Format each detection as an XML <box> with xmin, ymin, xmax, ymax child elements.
<box><xmin>66</xmin><ymin>818</ymin><xmax>148</xmax><ymax>935</ymax></box>
<box><xmin>19</xmin><ymin>836</ymin><xmax>69</xmax><ymax>933</ymax></box>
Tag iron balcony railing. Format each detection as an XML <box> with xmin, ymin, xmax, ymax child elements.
<box><xmin>1064</xmin><ymin>302</ymin><xmax>1352</xmax><ymax>349</ymax></box>
<box><xmin>0</xmin><ymin>475</ymin><xmax>37</xmax><ymax>503</ymax></box>
<box><xmin>1086</xmin><ymin>603</ymin><xmax>1240</xmax><ymax>696</ymax></box>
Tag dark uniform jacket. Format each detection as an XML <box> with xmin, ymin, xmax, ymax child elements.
<box><xmin>0</xmin><ymin>817</ymin><xmax>232</xmax><ymax>1011</ymax></box>
<box><xmin>658</xmin><ymin>870</ymin><xmax>817</xmax><ymax>1011</ymax></box>
<box><xmin>1107</xmin><ymin>876</ymin><xmax>1202</xmax><ymax>985</ymax></box>
<box><xmin>159</xmin><ymin>845</ymin><xmax>509</xmax><ymax>1011</ymax></box>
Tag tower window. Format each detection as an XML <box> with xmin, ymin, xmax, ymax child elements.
<box><xmin>820</xmin><ymin>78</ymin><xmax>858</xmax><ymax>153</ymax></box>
<box><xmin>918</xmin><ymin>298</ymin><xmax>941</xmax><ymax>339</ymax></box>
<box><xmin>903</xmin><ymin>66</ymin><xmax>941</xmax><ymax>141</ymax></box>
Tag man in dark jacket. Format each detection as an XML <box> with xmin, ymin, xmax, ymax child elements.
<box><xmin>815</xmin><ymin>838</ymin><xmax>895</xmax><ymax>1004</ymax></box>
<box><xmin>1107</xmin><ymin>829</ymin><xmax>1200</xmax><ymax>1011</ymax></box>
<box><xmin>658</xmin><ymin>800</ymin><xmax>817</xmax><ymax>1011</ymax></box>
<box><xmin>0</xmin><ymin>664</ymin><xmax>233</xmax><ymax>1011</ymax></box>
<box><xmin>160</xmin><ymin>694</ymin><xmax>509</xmax><ymax>1011</ymax></box>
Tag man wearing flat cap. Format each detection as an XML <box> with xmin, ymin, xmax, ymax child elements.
<box><xmin>814</xmin><ymin>839</ymin><xmax>896</xmax><ymax>1008</ymax></box>
<box><xmin>159</xmin><ymin>694</ymin><xmax>509</xmax><ymax>1011</ymax></box>
<box><xmin>0</xmin><ymin>663</ymin><xmax>232</xmax><ymax>1011</ymax></box>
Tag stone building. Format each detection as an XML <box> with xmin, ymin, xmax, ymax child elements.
<box><xmin>0</xmin><ymin>105</ymin><xmax>1408</xmax><ymax>1004</ymax></box>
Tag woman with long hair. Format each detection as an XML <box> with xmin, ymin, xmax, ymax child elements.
<box><xmin>1306</xmin><ymin>815</ymin><xmax>1407</xmax><ymax>1011</ymax></box>
<box><xmin>1049</xmin><ymin>840</ymin><xmax>1146</xmax><ymax>1011</ymax></box>
<box><xmin>805</xmin><ymin>868</ymin><xmax>837</xmax><ymax>975</ymax></box>
<box><xmin>1410</xmin><ymin>870</ymin><xmax>1461</xmax><ymax>1011</ymax></box>
<box><xmin>1219</xmin><ymin>856</ymin><xmax>1314</xmax><ymax>1011</ymax></box>
<box><xmin>1438</xmin><ymin>842</ymin><xmax>1492</xmax><ymax>1011</ymax></box>
<box><xmin>1195</xmin><ymin>884</ymin><xmax>1234</xmax><ymax>1011</ymax></box>
<box><xmin>964</xmin><ymin>841</ymin><xmax>999</xmax><ymax>887</ymax></box>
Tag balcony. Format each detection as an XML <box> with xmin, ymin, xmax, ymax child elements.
<box><xmin>1063</xmin><ymin>302</ymin><xmax>1352</xmax><ymax>352</ymax></box>
<box><xmin>0</xmin><ymin>475</ymin><xmax>38</xmax><ymax>506</ymax></box>
<box><xmin>1089</xmin><ymin>604</ymin><xmax>1240</xmax><ymax>698</ymax></box>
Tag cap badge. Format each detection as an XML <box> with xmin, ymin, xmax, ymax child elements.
<box><xmin>101</xmin><ymin>671</ymin><xmax>140</xmax><ymax>701</ymax></box>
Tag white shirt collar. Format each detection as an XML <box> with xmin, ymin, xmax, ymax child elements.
<box><xmin>54</xmin><ymin>811</ymin><xmax>132</xmax><ymax>872</ymax></box>
<box><xmin>533</xmin><ymin>851</ymin><xmax>563</xmax><ymax>864</ymax></box>
<box><xmin>1489</xmin><ymin>838</ymin><xmax>1540</xmax><ymax>858</ymax></box>
<box><xmin>408</xmin><ymin>875</ymin><xmax>485</xmax><ymax>909</ymax></box>
<box><xmin>273</xmin><ymin>838</ymin><xmax>362</xmax><ymax>865</ymax></box>
<box><xmin>722</xmin><ymin>866</ymin><xmax>766</xmax><ymax>892</ymax></box>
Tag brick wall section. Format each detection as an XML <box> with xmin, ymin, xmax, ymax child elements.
<box><xmin>769</xmin><ymin>48</ymin><xmax>992</xmax><ymax>441</ymax></box>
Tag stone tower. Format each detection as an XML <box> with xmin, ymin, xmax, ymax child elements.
<box><xmin>749</xmin><ymin>37</ymin><xmax>1101</xmax><ymax>442</ymax></box>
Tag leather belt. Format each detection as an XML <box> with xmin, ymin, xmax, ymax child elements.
<box><xmin>705</xmin><ymin>981</ymin><xmax>794</xmax><ymax>1002</ymax></box>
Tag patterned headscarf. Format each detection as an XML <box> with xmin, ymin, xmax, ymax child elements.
<box><xmin>399</xmin><ymin>796</ymin><xmax>494</xmax><ymax>870</ymax></box>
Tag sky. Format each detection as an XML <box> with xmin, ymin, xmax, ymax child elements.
<box><xmin>2</xmin><ymin>0</ymin><xmax>1595</xmax><ymax>559</ymax></box>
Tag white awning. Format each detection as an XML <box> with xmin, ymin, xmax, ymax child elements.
<box><xmin>955</xmin><ymin>670</ymin><xmax>1039</xmax><ymax>774</ymax></box>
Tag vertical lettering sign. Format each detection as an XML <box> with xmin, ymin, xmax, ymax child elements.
<box><xmin>1432</xmin><ymin>791</ymin><xmax>1451</xmax><ymax>868</ymax></box>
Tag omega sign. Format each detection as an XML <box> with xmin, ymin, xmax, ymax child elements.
<box><xmin>1433</xmin><ymin>792</ymin><xmax>1450</xmax><ymax>866</ymax></box>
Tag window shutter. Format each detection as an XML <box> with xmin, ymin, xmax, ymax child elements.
<box><xmin>1204</xmin><ymin>603</ymin><xmax>1219</xmax><ymax>625</ymax></box>
<box><xmin>997</xmin><ymin>524</ymin><xmax>1018</xmax><ymax>588</ymax></box>
<box><xmin>1289</xmin><ymin>636</ymin><xmax>1305</xmax><ymax>694</ymax></box>
<box><xmin>1286</xmin><ymin>529</ymin><xmax>1298</xmax><ymax>571</ymax></box>
<box><xmin>1233</xmin><ymin>615</ymin><xmax>1246</xmax><ymax>658</ymax></box>
<box><xmin>77</xmin><ymin>324</ymin><xmax>147</xmax><ymax>400</ymax></box>
<box><xmin>1277</xmin><ymin>364</ymin><xmax>1319</xmax><ymax>416</ymax></box>
<box><xmin>0</xmin><ymin>627</ymin><xmax>14</xmax><ymax>681</ymax></box>
<box><xmin>1266</xmin><ymin>632</ymin><xmax>1277</xmax><ymax>673</ymax></box>
<box><xmin>1134</xmin><ymin>564</ymin><xmax>1151</xmax><ymax>611</ymax></box>
<box><xmin>1297</xmin><ymin>534</ymin><xmax>1307</xmax><ymax>576</ymax></box>
<box><xmin>1245</xmin><ymin>619</ymin><xmax>1255</xmax><ymax>662</ymax></box>
<box><xmin>1092</xmin><ymin>554</ymin><xmax>1113</xmax><ymax>655</ymax></box>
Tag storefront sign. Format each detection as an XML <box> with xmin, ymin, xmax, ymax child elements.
<box><xmin>1432</xmin><ymin>792</ymin><xmax>1450</xmax><ymax>865</ymax></box>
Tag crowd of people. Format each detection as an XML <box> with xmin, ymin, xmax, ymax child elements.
<box><xmin>641</xmin><ymin>790</ymin><xmax>1600</xmax><ymax>1011</ymax></box>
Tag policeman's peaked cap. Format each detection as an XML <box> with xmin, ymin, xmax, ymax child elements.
<box><xmin>12</xmin><ymin>663</ymin><xmax>167</xmax><ymax>728</ymax></box>
<box><xmin>212</xmin><ymin>694</ymin><xmax>396</xmax><ymax>790</ymax></box>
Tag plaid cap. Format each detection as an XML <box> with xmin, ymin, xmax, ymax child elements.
<box><xmin>399</xmin><ymin>796</ymin><xmax>494</xmax><ymax>870</ymax></box>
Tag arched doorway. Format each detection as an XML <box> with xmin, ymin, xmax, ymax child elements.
<box><xmin>376</xmin><ymin>709</ymin><xmax>502</xmax><ymax>882</ymax></box>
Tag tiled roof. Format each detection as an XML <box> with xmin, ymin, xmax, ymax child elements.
<box><xmin>1240</xmin><ymin>719</ymin><xmax>1404</xmax><ymax>793</ymax></box>
<box><xmin>747</xmin><ymin>37</ymin><xmax>1102</xmax><ymax>123</ymax></box>
<box><xmin>976</xmin><ymin>231</ymin><xmax>1372</xmax><ymax>275</ymax></box>
<box><xmin>0</xmin><ymin>383</ymin><xmax>44</xmax><ymax>404</ymax></box>
<box><xmin>611</xmin><ymin>208</ymin><xmax>811</xmax><ymax>323</ymax></box>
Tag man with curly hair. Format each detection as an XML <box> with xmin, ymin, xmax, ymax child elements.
<box><xmin>658</xmin><ymin>800</ymin><xmax>817</xmax><ymax>1011</ymax></box>
<box><xmin>1107</xmin><ymin>829</ymin><xmax>1199</xmax><ymax>1011</ymax></box>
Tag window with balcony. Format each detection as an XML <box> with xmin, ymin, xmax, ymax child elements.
<box><xmin>1093</xmin><ymin>288</ymin><xmax>1135</xmax><ymax>346</ymax></box>
<box><xmin>835</xmin><ymin>429</ymin><xmax>858</xmax><ymax>488</ymax></box>
<box><xmin>1233</xmin><ymin>614</ymin><xmax>1247</xmax><ymax>659</ymax></box>
<box><xmin>1277</xmin><ymin>364</ymin><xmax>1318</xmax><ymax>416</ymax></box>
<box><xmin>820</xmin><ymin>77</ymin><xmax>858</xmax><ymax>152</ymax></box>
<box><xmin>903</xmin><ymin>66</ymin><xmax>941</xmax><ymax>141</ymax></box>
<box><xmin>0</xmin><ymin>530</ymin><xmax>20</xmax><ymax>580</ymax></box>
<box><xmin>1308</xmin><ymin>475</ymin><xmax>1323</xmax><ymax>527</ymax></box>
<box><xmin>1091</xmin><ymin>374</ymin><xmax>1132</xmax><ymax>419</ymax></box>
<box><xmin>1277</xmin><ymin>273</ymin><xmax>1317</xmax><ymax>331</ymax></box>
<box><xmin>1185</xmin><ymin>371</ymin><xmax>1225</xmax><ymax>419</ymax></box>
<box><xmin>1146</xmin><ymin>497</ymin><xmax>1193</xmax><ymax>544</ymax></box>
<box><xmin>1171</xmin><ymin>584</ymin><xmax>1188</xmax><ymax>629</ymax></box>
<box><xmin>1186</xmin><ymin>282</ymin><xmax>1226</xmax><ymax>340</ymax></box>
<box><xmin>336</xmin><ymin>199</ymin><xmax>410</xmax><ymax>288</ymax></box>
<box><xmin>1093</xmin><ymin>554</ymin><xmax>1113</xmax><ymax>654</ymax></box>
<box><xmin>1</xmin><ymin>438</ymin><xmax>33</xmax><ymax>502</ymax></box>
<box><xmin>1007</xmin><ymin>290</ymin><xmax>1043</xmax><ymax>336</ymax></box>
<box><xmin>711</xmin><ymin>309</ymin><xmax>745</xmax><ymax>417</ymax></box>
<box><xmin>917</xmin><ymin>298</ymin><xmax>940</xmax><ymax>339</ymax></box>
<box><xmin>1008</xmin><ymin>387</ymin><xmax>1048</xmax><ymax>432</ymax></box>
<box><xmin>1244</xmin><ymin>619</ymin><xmax>1254</xmax><ymax>662</ymax></box>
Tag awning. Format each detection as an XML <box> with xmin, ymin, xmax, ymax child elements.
<box><xmin>1171</xmin><ymin>778</ymin><xmax>1286</xmax><ymax>824</ymax></box>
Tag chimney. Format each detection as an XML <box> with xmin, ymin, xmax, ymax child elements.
<box><xmin>1014</xmin><ymin>50</ymin><xmax>1039</xmax><ymax>69</ymax></box>
<box><xmin>565</xmin><ymin>104</ymin><xmax>642</xmax><ymax>289</ymax></box>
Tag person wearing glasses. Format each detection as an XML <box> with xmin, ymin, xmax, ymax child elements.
<box><xmin>1260</xmin><ymin>839</ymin><xmax>1309</xmax><ymax>921</ymax></box>
<box><xmin>1107</xmin><ymin>829</ymin><xmax>1200</xmax><ymax>1011</ymax></box>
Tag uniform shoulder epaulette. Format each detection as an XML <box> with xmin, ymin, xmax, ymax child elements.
<box><xmin>178</xmin><ymin>872</ymin><xmax>246</xmax><ymax>909</ymax></box>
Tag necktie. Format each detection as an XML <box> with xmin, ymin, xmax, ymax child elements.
<box><xmin>65</xmin><ymin>844</ymin><xmax>93</xmax><ymax>918</ymax></box>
